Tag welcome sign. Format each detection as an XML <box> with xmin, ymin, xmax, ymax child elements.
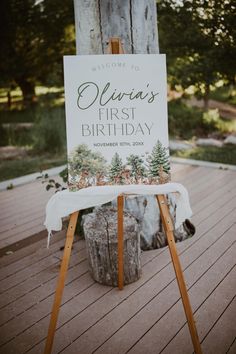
<box><xmin>63</xmin><ymin>54</ymin><xmax>170</xmax><ymax>190</ymax></box>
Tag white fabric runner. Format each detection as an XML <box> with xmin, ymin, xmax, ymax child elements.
<box><xmin>44</xmin><ymin>183</ymin><xmax>192</xmax><ymax>247</ymax></box>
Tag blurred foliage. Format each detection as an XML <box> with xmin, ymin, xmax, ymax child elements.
<box><xmin>157</xmin><ymin>0</ymin><xmax>236</xmax><ymax>105</ymax></box>
<box><xmin>0</xmin><ymin>125</ymin><xmax>9</xmax><ymax>146</ymax></box>
<box><xmin>59</xmin><ymin>167</ymin><xmax>68</xmax><ymax>183</ymax></box>
<box><xmin>209</xmin><ymin>85</ymin><xmax>236</xmax><ymax>106</ymax></box>
<box><xmin>0</xmin><ymin>107</ymin><xmax>39</xmax><ymax>124</ymax></box>
<box><xmin>171</xmin><ymin>145</ymin><xmax>236</xmax><ymax>165</ymax></box>
<box><xmin>168</xmin><ymin>99</ymin><xmax>235</xmax><ymax>139</ymax></box>
<box><xmin>169</xmin><ymin>99</ymin><xmax>203</xmax><ymax>139</ymax></box>
<box><xmin>0</xmin><ymin>155</ymin><xmax>66</xmax><ymax>182</ymax></box>
<box><xmin>0</xmin><ymin>0</ymin><xmax>75</xmax><ymax>103</ymax></box>
<box><xmin>202</xmin><ymin>109</ymin><xmax>220</xmax><ymax>130</ymax></box>
<box><xmin>0</xmin><ymin>124</ymin><xmax>34</xmax><ymax>146</ymax></box>
<box><xmin>32</xmin><ymin>106</ymin><xmax>66</xmax><ymax>154</ymax></box>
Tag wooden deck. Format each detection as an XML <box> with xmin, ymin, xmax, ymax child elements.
<box><xmin>0</xmin><ymin>163</ymin><xmax>236</xmax><ymax>354</ymax></box>
<box><xmin>0</xmin><ymin>175</ymin><xmax>60</xmax><ymax>254</ymax></box>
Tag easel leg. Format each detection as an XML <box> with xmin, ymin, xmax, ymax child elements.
<box><xmin>156</xmin><ymin>195</ymin><xmax>202</xmax><ymax>354</ymax></box>
<box><xmin>44</xmin><ymin>211</ymin><xmax>79</xmax><ymax>354</ymax></box>
<box><xmin>117</xmin><ymin>195</ymin><xmax>124</xmax><ymax>290</ymax></box>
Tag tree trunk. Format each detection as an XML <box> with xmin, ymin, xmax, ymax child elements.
<box><xmin>203</xmin><ymin>83</ymin><xmax>210</xmax><ymax>111</ymax></box>
<box><xmin>83</xmin><ymin>206</ymin><xmax>141</xmax><ymax>286</ymax></box>
<box><xmin>17</xmin><ymin>78</ymin><xmax>36</xmax><ymax>105</ymax></box>
<box><xmin>7</xmin><ymin>90</ymin><xmax>11</xmax><ymax>109</ymax></box>
<box><xmin>73</xmin><ymin>0</ymin><xmax>159</xmax><ymax>54</ymax></box>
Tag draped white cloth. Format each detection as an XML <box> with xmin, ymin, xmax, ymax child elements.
<box><xmin>44</xmin><ymin>183</ymin><xmax>192</xmax><ymax>247</ymax></box>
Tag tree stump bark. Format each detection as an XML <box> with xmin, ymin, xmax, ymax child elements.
<box><xmin>83</xmin><ymin>206</ymin><xmax>141</xmax><ymax>286</ymax></box>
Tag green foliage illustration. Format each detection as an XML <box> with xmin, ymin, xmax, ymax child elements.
<box><xmin>68</xmin><ymin>144</ymin><xmax>107</xmax><ymax>180</ymax></box>
<box><xmin>126</xmin><ymin>154</ymin><xmax>146</xmax><ymax>182</ymax></box>
<box><xmin>148</xmin><ymin>140</ymin><xmax>170</xmax><ymax>177</ymax></box>
<box><xmin>67</xmin><ymin>142</ymin><xmax>171</xmax><ymax>190</ymax></box>
<box><xmin>109</xmin><ymin>152</ymin><xmax>124</xmax><ymax>184</ymax></box>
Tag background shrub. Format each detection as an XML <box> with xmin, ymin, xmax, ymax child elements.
<box><xmin>32</xmin><ymin>107</ymin><xmax>66</xmax><ymax>154</ymax></box>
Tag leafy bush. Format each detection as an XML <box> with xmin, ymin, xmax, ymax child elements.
<box><xmin>0</xmin><ymin>125</ymin><xmax>8</xmax><ymax>146</ymax></box>
<box><xmin>32</xmin><ymin>107</ymin><xmax>66</xmax><ymax>154</ymax></box>
<box><xmin>168</xmin><ymin>99</ymin><xmax>204</xmax><ymax>139</ymax></box>
<box><xmin>209</xmin><ymin>85</ymin><xmax>236</xmax><ymax>106</ymax></box>
<box><xmin>202</xmin><ymin>109</ymin><xmax>220</xmax><ymax>130</ymax></box>
<box><xmin>0</xmin><ymin>106</ymin><xmax>39</xmax><ymax>124</ymax></box>
<box><xmin>171</xmin><ymin>145</ymin><xmax>236</xmax><ymax>165</ymax></box>
<box><xmin>0</xmin><ymin>124</ymin><xmax>34</xmax><ymax>146</ymax></box>
<box><xmin>168</xmin><ymin>99</ymin><xmax>233</xmax><ymax>139</ymax></box>
<box><xmin>0</xmin><ymin>155</ymin><xmax>66</xmax><ymax>182</ymax></box>
<box><xmin>59</xmin><ymin>167</ymin><xmax>68</xmax><ymax>183</ymax></box>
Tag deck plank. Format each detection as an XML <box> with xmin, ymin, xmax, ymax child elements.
<box><xmin>201</xmin><ymin>296</ymin><xmax>236</xmax><ymax>354</ymax></box>
<box><xmin>14</xmin><ymin>200</ymin><xmax>236</xmax><ymax>354</ymax></box>
<box><xmin>0</xmin><ymin>164</ymin><xmax>235</xmax><ymax>354</ymax></box>
<box><xmin>125</xmin><ymin>226</ymin><xmax>236</xmax><ymax>354</ymax></box>
<box><xmin>227</xmin><ymin>337</ymin><xmax>236</xmax><ymax>354</ymax></box>
<box><xmin>0</xmin><ymin>245</ymin><xmax>87</xmax><ymax>310</ymax></box>
<box><xmin>54</xmin><ymin>224</ymin><xmax>236</xmax><ymax>354</ymax></box>
<box><xmin>0</xmin><ymin>232</ymin><xmax>66</xmax><ymax>281</ymax></box>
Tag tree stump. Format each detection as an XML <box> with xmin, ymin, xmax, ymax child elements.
<box><xmin>83</xmin><ymin>206</ymin><xmax>141</xmax><ymax>286</ymax></box>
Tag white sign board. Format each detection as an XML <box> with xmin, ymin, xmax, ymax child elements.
<box><xmin>63</xmin><ymin>54</ymin><xmax>170</xmax><ymax>190</ymax></box>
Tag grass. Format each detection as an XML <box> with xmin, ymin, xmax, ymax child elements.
<box><xmin>0</xmin><ymin>86</ymin><xmax>65</xmax><ymax>124</ymax></box>
<box><xmin>0</xmin><ymin>105</ymin><xmax>66</xmax><ymax>151</ymax></box>
<box><xmin>0</xmin><ymin>154</ymin><xmax>66</xmax><ymax>182</ymax></box>
<box><xmin>0</xmin><ymin>108</ymin><xmax>38</xmax><ymax>124</ymax></box>
<box><xmin>0</xmin><ymin>87</ymin><xmax>67</xmax><ymax>181</ymax></box>
<box><xmin>171</xmin><ymin>145</ymin><xmax>236</xmax><ymax>165</ymax></box>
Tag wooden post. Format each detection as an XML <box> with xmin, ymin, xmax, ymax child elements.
<box><xmin>44</xmin><ymin>211</ymin><xmax>79</xmax><ymax>354</ymax></box>
<box><xmin>107</xmin><ymin>38</ymin><xmax>125</xmax><ymax>290</ymax></box>
<box><xmin>107</xmin><ymin>37</ymin><xmax>124</xmax><ymax>54</ymax></box>
<box><xmin>73</xmin><ymin>0</ymin><xmax>159</xmax><ymax>55</ymax></box>
<box><xmin>156</xmin><ymin>195</ymin><xmax>202</xmax><ymax>354</ymax></box>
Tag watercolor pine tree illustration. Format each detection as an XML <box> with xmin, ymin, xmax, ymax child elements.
<box><xmin>109</xmin><ymin>152</ymin><xmax>124</xmax><ymax>184</ymax></box>
<box><xmin>68</xmin><ymin>144</ymin><xmax>107</xmax><ymax>190</ymax></box>
<box><xmin>126</xmin><ymin>154</ymin><xmax>146</xmax><ymax>183</ymax></box>
<box><xmin>148</xmin><ymin>140</ymin><xmax>170</xmax><ymax>183</ymax></box>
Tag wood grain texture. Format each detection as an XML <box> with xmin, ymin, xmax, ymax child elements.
<box><xmin>83</xmin><ymin>205</ymin><xmax>141</xmax><ymax>287</ymax></box>
<box><xmin>100</xmin><ymin>0</ymin><xmax>132</xmax><ymax>53</ymax></box>
<box><xmin>131</xmin><ymin>0</ymin><xmax>159</xmax><ymax>53</ymax></box>
<box><xmin>1</xmin><ymin>166</ymin><xmax>235</xmax><ymax>353</ymax></box>
<box><xmin>73</xmin><ymin>0</ymin><xmax>103</xmax><ymax>54</ymax></box>
<box><xmin>73</xmin><ymin>0</ymin><xmax>159</xmax><ymax>54</ymax></box>
<box><xmin>44</xmin><ymin>211</ymin><xmax>79</xmax><ymax>354</ymax></box>
<box><xmin>157</xmin><ymin>195</ymin><xmax>202</xmax><ymax>354</ymax></box>
<box><xmin>1</xmin><ymin>201</ymin><xmax>234</xmax><ymax>354</ymax></box>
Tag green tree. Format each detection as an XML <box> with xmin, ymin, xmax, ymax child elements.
<box><xmin>157</xmin><ymin>0</ymin><xmax>236</xmax><ymax>108</ymax></box>
<box><xmin>126</xmin><ymin>154</ymin><xmax>146</xmax><ymax>182</ymax></box>
<box><xmin>68</xmin><ymin>144</ymin><xmax>107</xmax><ymax>179</ymax></box>
<box><xmin>0</xmin><ymin>0</ymin><xmax>75</xmax><ymax>103</ymax></box>
<box><xmin>148</xmin><ymin>140</ymin><xmax>170</xmax><ymax>177</ymax></box>
<box><xmin>109</xmin><ymin>152</ymin><xmax>123</xmax><ymax>183</ymax></box>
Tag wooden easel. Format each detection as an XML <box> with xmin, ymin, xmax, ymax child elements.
<box><xmin>44</xmin><ymin>38</ymin><xmax>202</xmax><ymax>354</ymax></box>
